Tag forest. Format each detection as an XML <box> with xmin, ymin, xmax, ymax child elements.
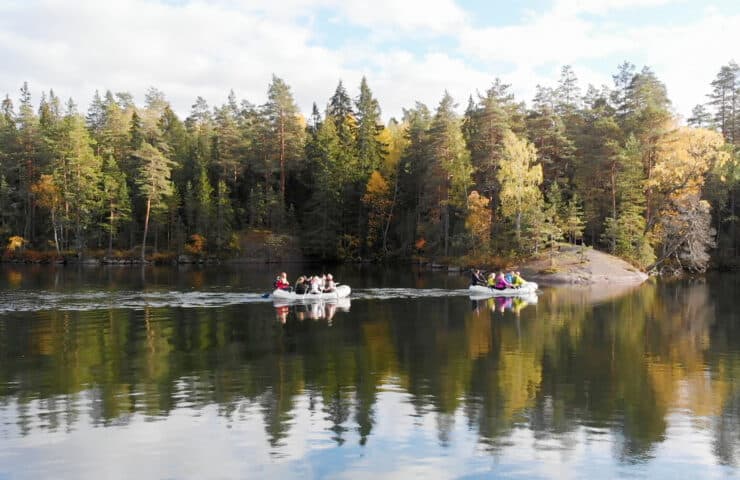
<box><xmin>0</xmin><ymin>62</ymin><xmax>738</xmax><ymax>272</ymax></box>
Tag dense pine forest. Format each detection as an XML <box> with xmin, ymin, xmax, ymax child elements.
<box><xmin>0</xmin><ymin>62</ymin><xmax>738</xmax><ymax>272</ymax></box>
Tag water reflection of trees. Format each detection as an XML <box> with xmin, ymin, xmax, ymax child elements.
<box><xmin>2</xmin><ymin>277</ymin><xmax>740</xmax><ymax>464</ymax></box>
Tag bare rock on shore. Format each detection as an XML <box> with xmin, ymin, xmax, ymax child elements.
<box><xmin>519</xmin><ymin>245</ymin><xmax>648</xmax><ymax>286</ymax></box>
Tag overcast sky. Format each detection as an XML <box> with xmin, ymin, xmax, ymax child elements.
<box><xmin>0</xmin><ymin>0</ymin><xmax>738</xmax><ymax>121</ymax></box>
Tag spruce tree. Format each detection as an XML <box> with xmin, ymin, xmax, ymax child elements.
<box><xmin>355</xmin><ymin>77</ymin><xmax>386</xmax><ymax>177</ymax></box>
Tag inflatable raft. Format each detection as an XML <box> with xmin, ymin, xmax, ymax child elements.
<box><xmin>468</xmin><ymin>282</ymin><xmax>538</xmax><ymax>298</ymax></box>
<box><xmin>271</xmin><ymin>284</ymin><xmax>351</xmax><ymax>302</ymax></box>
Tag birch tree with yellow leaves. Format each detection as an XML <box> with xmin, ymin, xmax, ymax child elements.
<box><xmin>497</xmin><ymin>130</ymin><xmax>543</xmax><ymax>247</ymax></box>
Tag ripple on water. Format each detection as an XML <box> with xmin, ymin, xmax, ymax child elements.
<box><xmin>0</xmin><ymin>288</ymin><xmax>479</xmax><ymax>313</ymax></box>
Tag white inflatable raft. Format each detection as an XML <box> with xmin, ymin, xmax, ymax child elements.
<box><xmin>271</xmin><ymin>284</ymin><xmax>351</xmax><ymax>302</ymax></box>
<box><xmin>468</xmin><ymin>282</ymin><xmax>538</xmax><ymax>298</ymax></box>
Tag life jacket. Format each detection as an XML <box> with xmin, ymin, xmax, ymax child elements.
<box><xmin>494</xmin><ymin>276</ymin><xmax>509</xmax><ymax>289</ymax></box>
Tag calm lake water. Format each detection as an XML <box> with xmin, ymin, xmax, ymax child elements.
<box><xmin>1</xmin><ymin>264</ymin><xmax>739</xmax><ymax>479</ymax></box>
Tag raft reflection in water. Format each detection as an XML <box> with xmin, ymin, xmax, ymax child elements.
<box><xmin>471</xmin><ymin>293</ymin><xmax>538</xmax><ymax>315</ymax></box>
<box><xmin>274</xmin><ymin>297</ymin><xmax>351</xmax><ymax>324</ymax></box>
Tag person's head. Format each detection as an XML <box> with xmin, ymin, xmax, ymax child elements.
<box><xmin>515</xmin><ymin>271</ymin><xmax>520</xmax><ymax>276</ymax></box>
<box><xmin>327</xmin><ymin>273</ymin><xmax>333</xmax><ymax>280</ymax></box>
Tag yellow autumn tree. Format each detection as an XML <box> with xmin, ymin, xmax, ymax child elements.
<box><xmin>362</xmin><ymin>170</ymin><xmax>392</xmax><ymax>252</ymax></box>
<box><xmin>465</xmin><ymin>190</ymin><xmax>491</xmax><ymax>255</ymax></box>
<box><xmin>649</xmin><ymin>127</ymin><xmax>728</xmax><ymax>272</ymax></box>
<box><xmin>31</xmin><ymin>174</ymin><xmax>62</xmax><ymax>253</ymax></box>
<box><xmin>497</xmin><ymin>130</ymin><xmax>543</xmax><ymax>245</ymax></box>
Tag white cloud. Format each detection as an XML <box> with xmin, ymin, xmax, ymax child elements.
<box><xmin>331</xmin><ymin>0</ymin><xmax>467</xmax><ymax>34</ymax></box>
<box><xmin>625</xmin><ymin>9</ymin><xmax>740</xmax><ymax>119</ymax></box>
<box><xmin>458</xmin><ymin>11</ymin><xmax>634</xmax><ymax>66</ymax></box>
<box><xmin>554</xmin><ymin>0</ymin><xmax>683</xmax><ymax>15</ymax></box>
<box><xmin>0</xmin><ymin>0</ymin><xmax>736</xmax><ymax>123</ymax></box>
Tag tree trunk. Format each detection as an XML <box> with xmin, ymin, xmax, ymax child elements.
<box><xmin>444</xmin><ymin>205</ymin><xmax>449</xmax><ymax>257</ymax></box>
<box><xmin>515</xmin><ymin>210</ymin><xmax>522</xmax><ymax>245</ymax></box>
<box><xmin>108</xmin><ymin>201</ymin><xmax>114</xmax><ymax>256</ymax></box>
<box><xmin>141</xmin><ymin>196</ymin><xmax>152</xmax><ymax>262</ymax></box>
<box><xmin>610</xmin><ymin>163</ymin><xmax>617</xmax><ymax>252</ymax></box>
<box><xmin>383</xmin><ymin>174</ymin><xmax>399</xmax><ymax>254</ymax></box>
<box><xmin>732</xmin><ymin>187</ymin><xmax>737</xmax><ymax>256</ymax></box>
<box><xmin>279</xmin><ymin>111</ymin><xmax>286</xmax><ymax>200</ymax></box>
<box><xmin>51</xmin><ymin>208</ymin><xmax>60</xmax><ymax>255</ymax></box>
<box><xmin>153</xmin><ymin>221</ymin><xmax>158</xmax><ymax>254</ymax></box>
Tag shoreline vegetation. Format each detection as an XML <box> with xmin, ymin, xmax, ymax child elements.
<box><xmin>2</xmin><ymin>236</ymin><xmax>648</xmax><ymax>287</ymax></box>
<box><xmin>1</xmin><ymin>62</ymin><xmax>739</xmax><ymax>276</ymax></box>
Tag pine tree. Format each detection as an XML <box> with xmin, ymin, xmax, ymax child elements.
<box><xmin>263</xmin><ymin>75</ymin><xmax>304</xmax><ymax>204</ymax></box>
<box><xmin>708</xmin><ymin>62</ymin><xmax>739</xmax><ymax>144</ymax></box>
<box><xmin>396</xmin><ymin>103</ymin><xmax>433</xmax><ymax>254</ymax></box>
<box><xmin>54</xmin><ymin>114</ymin><xmax>103</xmax><ymax>251</ymax></box>
<box><xmin>687</xmin><ymin>104</ymin><xmax>712</xmax><ymax>128</ymax></box>
<box><xmin>563</xmin><ymin>192</ymin><xmax>585</xmax><ymax>244</ymax></box>
<box><xmin>427</xmin><ymin>92</ymin><xmax>473</xmax><ymax>256</ymax></box>
<box><xmin>194</xmin><ymin>162</ymin><xmax>214</xmax><ymax>236</ymax></box>
<box><xmin>134</xmin><ymin>142</ymin><xmax>175</xmax><ymax>261</ymax></box>
<box><xmin>213</xmin><ymin>100</ymin><xmax>242</xmax><ymax>187</ymax></box>
<box><xmin>101</xmin><ymin>154</ymin><xmax>131</xmax><ymax>254</ymax></box>
<box><xmin>302</xmin><ymin>118</ymin><xmax>344</xmax><ymax>258</ymax></box>
<box><xmin>86</xmin><ymin>90</ymin><xmax>105</xmax><ymax>144</ymax></box>
<box><xmin>526</xmin><ymin>99</ymin><xmax>576</xmax><ymax>191</ymax></box>
<box><xmin>601</xmin><ymin>137</ymin><xmax>653</xmax><ymax>266</ymax></box>
<box><xmin>555</xmin><ymin>65</ymin><xmax>581</xmax><ymax>116</ymax></box>
<box><xmin>17</xmin><ymin>82</ymin><xmax>40</xmax><ymax>241</ymax></box>
<box><xmin>463</xmin><ymin>80</ymin><xmax>521</xmax><ymax>199</ymax></box>
<box><xmin>214</xmin><ymin>179</ymin><xmax>233</xmax><ymax>251</ymax></box>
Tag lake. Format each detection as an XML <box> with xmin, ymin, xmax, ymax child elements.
<box><xmin>1</xmin><ymin>264</ymin><xmax>739</xmax><ymax>479</ymax></box>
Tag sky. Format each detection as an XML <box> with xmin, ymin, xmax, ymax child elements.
<box><xmin>0</xmin><ymin>0</ymin><xmax>738</xmax><ymax>122</ymax></box>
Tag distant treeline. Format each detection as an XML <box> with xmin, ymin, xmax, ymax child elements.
<box><xmin>0</xmin><ymin>62</ymin><xmax>738</xmax><ymax>271</ymax></box>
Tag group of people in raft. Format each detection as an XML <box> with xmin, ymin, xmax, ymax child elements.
<box><xmin>273</xmin><ymin>272</ymin><xmax>338</xmax><ymax>294</ymax></box>
<box><xmin>471</xmin><ymin>268</ymin><xmax>527</xmax><ymax>290</ymax></box>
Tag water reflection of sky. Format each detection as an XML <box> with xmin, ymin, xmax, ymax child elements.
<box><xmin>0</xmin><ymin>386</ymin><xmax>735</xmax><ymax>480</ymax></box>
<box><xmin>2</xmin><ymin>268</ymin><xmax>740</xmax><ymax>478</ymax></box>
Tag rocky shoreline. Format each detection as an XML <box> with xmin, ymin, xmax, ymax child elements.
<box><xmin>516</xmin><ymin>245</ymin><xmax>649</xmax><ymax>286</ymax></box>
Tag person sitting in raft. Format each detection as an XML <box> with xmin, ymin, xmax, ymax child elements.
<box><xmin>504</xmin><ymin>271</ymin><xmax>514</xmax><ymax>284</ymax></box>
<box><xmin>486</xmin><ymin>272</ymin><xmax>496</xmax><ymax>288</ymax></box>
<box><xmin>492</xmin><ymin>272</ymin><xmax>513</xmax><ymax>290</ymax></box>
<box><xmin>323</xmin><ymin>274</ymin><xmax>337</xmax><ymax>293</ymax></box>
<box><xmin>471</xmin><ymin>268</ymin><xmax>487</xmax><ymax>286</ymax></box>
<box><xmin>294</xmin><ymin>276</ymin><xmax>308</xmax><ymax>294</ymax></box>
<box><xmin>309</xmin><ymin>275</ymin><xmax>322</xmax><ymax>294</ymax></box>
<box><xmin>511</xmin><ymin>271</ymin><xmax>526</xmax><ymax>288</ymax></box>
<box><xmin>274</xmin><ymin>272</ymin><xmax>291</xmax><ymax>291</ymax></box>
